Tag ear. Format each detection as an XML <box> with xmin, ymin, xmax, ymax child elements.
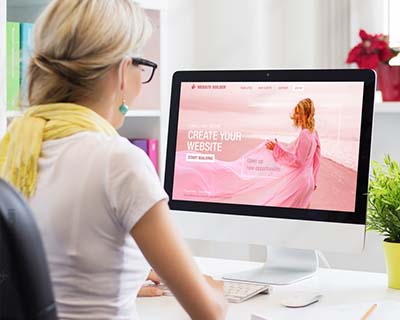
<box><xmin>119</xmin><ymin>57</ymin><xmax>132</xmax><ymax>93</ymax></box>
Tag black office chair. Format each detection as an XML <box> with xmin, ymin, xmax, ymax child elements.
<box><xmin>0</xmin><ymin>178</ymin><xmax>57</xmax><ymax>319</ymax></box>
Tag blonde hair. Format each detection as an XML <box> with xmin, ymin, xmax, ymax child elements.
<box><xmin>26</xmin><ymin>0</ymin><xmax>151</xmax><ymax>106</ymax></box>
<box><xmin>291</xmin><ymin>98</ymin><xmax>316</xmax><ymax>131</ymax></box>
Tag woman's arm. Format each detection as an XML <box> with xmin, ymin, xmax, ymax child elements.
<box><xmin>131</xmin><ymin>200</ymin><xmax>228</xmax><ymax>320</ymax></box>
<box><xmin>272</xmin><ymin>131</ymin><xmax>312</xmax><ymax>168</ymax></box>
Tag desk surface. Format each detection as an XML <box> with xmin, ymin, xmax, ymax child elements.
<box><xmin>137</xmin><ymin>257</ymin><xmax>400</xmax><ymax>320</ymax></box>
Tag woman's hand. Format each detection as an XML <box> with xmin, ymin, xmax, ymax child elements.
<box><xmin>137</xmin><ymin>273</ymin><xmax>224</xmax><ymax>299</ymax></box>
<box><xmin>265</xmin><ymin>139</ymin><xmax>277</xmax><ymax>151</ymax></box>
<box><xmin>137</xmin><ymin>270</ymin><xmax>164</xmax><ymax>297</ymax></box>
<box><xmin>204</xmin><ymin>275</ymin><xmax>224</xmax><ymax>294</ymax></box>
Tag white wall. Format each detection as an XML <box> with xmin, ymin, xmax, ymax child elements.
<box><xmin>192</xmin><ymin>0</ymin><xmax>319</xmax><ymax>69</ymax></box>
<box><xmin>165</xmin><ymin>0</ymin><xmax>194</xmax><ymax>100</ymax></box>
<box><xmin>350</xmin><ymin>0</ymin><xmax>388</xmax><ymax>46</ymax></box>
<box><xmin>193</xmin><ymin>0</ymin><xmax>267</xmax><ymax>69</ymax></box>
<box><xmin>167</xmin><ymin>0</ymin><xmax>394</xmax><ymax>273</ymax></box>
<box><xmin>191</xmin><ymin>0</ymin><xmax>351</xmax><ymax>70</ymax></box>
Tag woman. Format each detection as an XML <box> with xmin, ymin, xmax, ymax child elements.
<box><xmin>172</xmin><ymin>99</ymin><xmax>320</xmax><ymax>209</ymax></box>
<box><xmin>265</xmin><ymin>98</ymin><xmax>321</xmax><ymax>208</ymax></box>
<box><xmin>0</xmin><ymin>1</ymin><xmax>227</xmax><ymax>319</ymax></box>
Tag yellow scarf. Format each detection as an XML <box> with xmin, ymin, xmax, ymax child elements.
<box><xmin>0</xmin><ymin>103</ymin><xmax>118</xmax><ymax>198</ymax></box>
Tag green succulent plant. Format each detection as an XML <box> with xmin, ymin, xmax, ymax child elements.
<box><xmin>367</xmin><ymin>155</ymin><xmax>400</xmax><ymax>243</ymax></box>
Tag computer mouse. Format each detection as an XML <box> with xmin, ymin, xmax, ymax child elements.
<box><xmin>280</xmin><ymin>293</ymin><xmax>323</xmax><ymax>308</ymax></box>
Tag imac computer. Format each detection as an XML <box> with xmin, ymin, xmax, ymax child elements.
<box><xmin>164</xmin><ymin>69</ymin><xmax>375</xmax><ymax>285</ymax></box>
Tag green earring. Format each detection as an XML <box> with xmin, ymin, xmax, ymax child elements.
<box><xmin>119</xmin><ymin>101</ymin><xmax>129</xmax><ymax>115</ymax></box>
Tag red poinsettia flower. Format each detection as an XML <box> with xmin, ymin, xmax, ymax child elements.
<box><xmin>346</xmin><ymin>29</ymin><xmax>397</xmax><ymax>69</ymax></box>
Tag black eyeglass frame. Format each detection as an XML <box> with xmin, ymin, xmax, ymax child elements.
<box><xmin>132</xmin><ymin>57</ymin><xmax>158</xmax><ymax>84</ymax></box>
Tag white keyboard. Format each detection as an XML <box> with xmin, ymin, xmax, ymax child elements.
<box><xmin>223</xmin><ymin>280</ymin><xmax>271</xmax><ymax>303</ymax></box>
<box><xmin>145</xmin><ymin>280</ymin><xmax>272</xmax><ymax>304</ymax></box>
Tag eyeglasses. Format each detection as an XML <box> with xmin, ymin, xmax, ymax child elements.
<box><xmin>132</xmin><ymin>57</ymin><xmax>158</xmax><ymax>84</ymax></box>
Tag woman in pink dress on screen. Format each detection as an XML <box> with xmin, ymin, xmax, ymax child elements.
<box><xmin>173</xmin><ymin>99</ymin><xmax>320</xmax><ymax>209</ymax></box>
<box><xmin>265</xmin><ymin>98</ymin><xmax>321</xmax><ymax>208</ymax></box>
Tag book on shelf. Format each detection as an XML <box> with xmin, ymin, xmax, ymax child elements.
<box><xmin>128</xmin><ymin>138</ymin><xmax>159</xmax><ymax>173</ymax></box>
<box><xmin>130</xmin><ymin>138</ymin><xmax>148</xmax><ymax>153</ymax></box>
<box><xmin>20</xmin><ymin>23</ymin><xmax>34</xmax><ymax>93</ymax></box>
<box><xmin>6</xmin><ymin>21</ymin><xmax>34</xmax><ymax>111</ymax></box>
<box><xmin>147</xmin><ymin>139</ymin><xmax>158</xmax><ymax>173</ymax></box>
<box><xmin>6</xmin><ymin>21</ymin><xmax>20</xmax><ymax>111</ymax></box>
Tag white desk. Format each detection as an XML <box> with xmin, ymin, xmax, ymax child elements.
<box><xmin>137</xmin><ymin>257</ymin><xmax>400</xmax><ymax>319</ymax></box>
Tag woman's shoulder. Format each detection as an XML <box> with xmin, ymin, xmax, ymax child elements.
<box><xmin>107</xmin><ymin>135</ymin><xmax>156</xmax><ymax>177</ymax></box>
<box><xmin>299</xmin><ymin>129</ymin><xmax>319</xmax><ymax>143</ymax></box>
<box><xmin>301</xmin><ymin>128</ymin><xmax>318</xmax><ymax>136</ymax></box>
<box><xmin>108</xmin><ymin>135</ymin><xmax>150</xmax><ymax>162</ymax></box>
<box><xmin>52</xmin><ymin>131</ymin><xmax>150</xmax><ymax>164</ymax></box>
<box><xmin>75</xmin><ymin>132</ymin><xmax>145</xmax><ymax>153</ymax></box>
<box><xmin>300</xmin><ymin>128</ymin><xmax>313</xmax><ymax>136</ymax></box>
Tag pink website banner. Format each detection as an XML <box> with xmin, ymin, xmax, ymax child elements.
<box><xmin>173</xmin><ymin>81</ymin><xmax>364</xmax><ymax>212</ymax></box>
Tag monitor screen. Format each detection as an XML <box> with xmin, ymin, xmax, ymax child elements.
<box><xmin>165</xmin><ymin>70</ymin><xmax>375</xmax><ymax>224</ymax></box>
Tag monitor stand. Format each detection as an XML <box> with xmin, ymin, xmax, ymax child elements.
<box><xmin>223</xmin><ymin>246</ymin><xmax>319</xmax><ymax>285</ymax></box>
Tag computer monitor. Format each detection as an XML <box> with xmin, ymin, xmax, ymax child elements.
<box><xmin>164</xmin><ymin>69</ymin><xmax>375</xmax><ymax>285</ymax></box>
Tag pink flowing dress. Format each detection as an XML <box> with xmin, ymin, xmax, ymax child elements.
<box><xmin>269</xmin><ymin>129</ymin><xmax>320</xmax><ymax>208</ymax></box>
<box><xmin>173</xmin><ymin>129</ymin><xmax>320</xmax><ymax>209</ymax></box>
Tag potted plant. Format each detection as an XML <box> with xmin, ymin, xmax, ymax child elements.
<box><xmin>346</xmin><ymin>29</ymin><xmax>400</xmax><ymax>101</ymax></box>
<box><xmin>368</xmin><ymin>155</ymin><xmax>400</xmax><ymax>289</ymax></box>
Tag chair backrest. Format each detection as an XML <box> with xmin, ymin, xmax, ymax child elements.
<box><xmin>0</xmin><ymin>179</ymin><xmax>57</xmax><ymax>320</ymax></box>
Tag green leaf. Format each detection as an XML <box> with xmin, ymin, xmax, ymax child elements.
<box><xmin>367</xmin><ymin>154</ymin><xmax>400</xmax><ymax>242</ymax></box>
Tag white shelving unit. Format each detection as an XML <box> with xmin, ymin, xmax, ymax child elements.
<box><xmin>1</xmin><ymin>0</ymin><xmax>168</xmax><ymax>178</ymax></box>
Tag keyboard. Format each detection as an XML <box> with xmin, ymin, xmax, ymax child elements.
<box><xmin>223</xmin><ymin>280</ymin><xmax>271</xmax><ymax>303</ymax></box>
<box><xmin>145</xmin><ymin>280</ymin><xmax>272</xmax><ymax>304</ymax></box>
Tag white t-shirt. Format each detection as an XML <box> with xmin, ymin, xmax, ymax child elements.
<box><xmin>28</xmin><ymin>131</ymin><xmax>168</xmax><ymax>320</ymax></box>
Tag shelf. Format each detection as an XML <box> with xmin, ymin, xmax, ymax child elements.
<box><xmin>374</xmin><ymin>102</ymin><xmax>400</xmax><ymax>114</ymax></box>
<box><xmin>125</xmin><ymin>109</ymin><xmax>161</xmax><ymax>117</ymax></box>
